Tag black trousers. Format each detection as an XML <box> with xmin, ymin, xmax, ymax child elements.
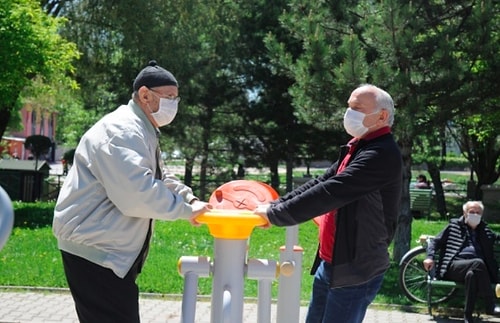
<box><xmin>61</xmin><ymin>250</ymin><xmax>142</xmax><ymax>323</ymax></box>
<box><xmin>444</xmin><ymin>258</ymin><xmax>495</xmax><ymax>315</ymax></box>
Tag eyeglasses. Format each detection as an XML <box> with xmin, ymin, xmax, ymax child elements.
<box><xmin>149</xmin><ymin>88</ymin><xmax>181</xmax><ymax>103</ymax></box>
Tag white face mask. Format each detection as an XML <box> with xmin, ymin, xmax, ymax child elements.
<box><xmin>465</xmin><ymin>213</ymin><xmax>482</xmax><ymax>228</ymax></box>
<box><xmin>343</xmin><ymin>108</ymin><xmax>378</xmax><ymax>138</ymax></box>
<box><xmin>150</xmin><ymin>98</ymin><xmax>178</xmax><ymax>127</ymax></box>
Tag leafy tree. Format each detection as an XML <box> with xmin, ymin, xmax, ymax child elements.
<box><xmin>234</xmin><ymin>0</ymin><xmax>343</xmax><ymax>192</ymax></box>
<box><xmin>0</xmin><ymin>0</ymin><xmax>78</xmax><ymax>141</ymax></box>
<box><xmin>55</xmin><ymin>0</ymin><xmax>250</xmax><ymax>199</ymax></box>
<box><xmin>158</xmin><ymin>0</ymin><xmax>248</xmax><ymax>199</ymax></box>
<box><xmin>406</xmin><ymin>0</ymin><xmax>500</xmax><ymax>203</ymax></box>
<box><xmin>53</xmin><ymin>0</ymin><xmax>344</xmax><ymax>198</ymax></box>
<box><xmin>449</xmin><ymin>112</ymin><xmax>500</xmax><ymax>198</ymax></box>
<box><xmin>265</xmin><ymin>1</ymin><xmax>367</xmax><ymax>131</ymax></box>
<box><xmin>54</xmin><ymin>95</ymin><xmax>98</xmax><ymax>148</ymax></box>
<box><xmin>444</xmin><ymin>0</ymin><xmax>500</xmax><ymax>199</ymax></box>
<box><xmin>56</xmin><ymin>0</ymin><xmax>130</xmax><ymax>115</ymax></box>
<box><xmin>24</xmin><ymin>135</ymin><xmax>52</xmax><ymax>170</ymax></box>
<box><xmin>412</xmin><ymin>126</ymin><xmax>450</xmax><ymax>218</ymax></box>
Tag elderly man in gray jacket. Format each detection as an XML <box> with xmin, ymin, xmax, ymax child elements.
<box><xmin>53</xmin><ymin>61</ymin><xmax>211</xmax><ymax>323</ymax></box>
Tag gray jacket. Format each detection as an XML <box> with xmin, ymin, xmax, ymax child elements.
<box><xmin>53</xmin><ymin>100</ymin><xmax>197</xmax><ymax>278</ymax></box>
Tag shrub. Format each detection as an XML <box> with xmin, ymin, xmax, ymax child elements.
<box><xmin>13</xmin><ymin>201</ymin><xmax>55</xmax><ymax>228</ymax></box>
<box><xmin>443</xmin><ymin>155</ymin><xmax>470</xmax><ymax>171</ymax></box>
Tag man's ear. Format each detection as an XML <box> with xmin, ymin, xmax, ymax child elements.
<box><xmin>137</xmin><ymin>86</ymin><xmax>151</xmax><ymax>104</ymax></box>
<box><xmin>379</xmin><ymin>109</ymin><xmax>389</xmax><ymax>125</ymax></box>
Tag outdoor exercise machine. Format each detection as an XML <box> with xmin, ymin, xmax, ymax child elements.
<box><xmin>0</xmin><ymin>185</ymin><xmax>14</xmax><ymax>251</ymax></box>
<box><xmin>177</xmin><ymin>180</ymin><xmax>304</xmax><ymax>323</ymax></box>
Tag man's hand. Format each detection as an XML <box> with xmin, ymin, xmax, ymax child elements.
<box><xmin>423</xmin><ymin>258</ymin><xmax>434</xmax><ymax>271</ymax></box>
<box><xmin>254</xmin><ymin>204</ymin><xmax>271</xmax><ymax>228</ymax></box>
<box><xmin>189</xmin><ymin>200</ymin><xmax>212</xmax><ymax>226</ymax></box>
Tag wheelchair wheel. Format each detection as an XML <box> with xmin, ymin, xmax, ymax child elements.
<box><xmin>399</xmin><ymin>246</ymin><xmax>456</xmax><ymax>304</ymax></box>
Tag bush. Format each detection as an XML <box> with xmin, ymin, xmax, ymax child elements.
<box><xmin>13</xmin><ymin>201</ymin><xmax>55</xmax><ymax>228</ymax></box>
<box><xmin>443</xmin><ymin>155</ymin><xmax>470</xmax><ymax>171</ymax></box>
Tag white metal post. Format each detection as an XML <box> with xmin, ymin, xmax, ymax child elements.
<box><xmin>247</xmin><ymin>258</ymin><xmax>279</xmax><ymax>323</ymax></box>
<box><xmin>276</xmin><ymin>225</ymin><xmax>303</xmax><ymax>323</ymax></box>
<box><xmin>211</xmin><ymin>238</ymin><xmax>248</xmax><ymax>323</ymax></box>
<box><xmin>178</xmin><ymin>256</ymin><xmax>211</xmax><ymax>323</ymax></box>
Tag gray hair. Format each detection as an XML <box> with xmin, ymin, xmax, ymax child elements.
<box><xmin>463</xmin><ymin>200</ymin><xmax>484</xmax><ymax>213</ymax></box>
<box><xmin>357</xmin><ymin>84</ymin><xmax>395</xmax><ymax>126</ymax></box>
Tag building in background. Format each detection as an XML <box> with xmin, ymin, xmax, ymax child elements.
<box><xmin>0</xmin><ymin>104</ymin><xmax>57</xmax><ymax>161</ymax></box>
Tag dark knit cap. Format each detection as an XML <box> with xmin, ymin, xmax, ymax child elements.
<box><xmin>133</xmin><ymin>60</ymin><xmax>178</xmax><ymax>91</ymax></box>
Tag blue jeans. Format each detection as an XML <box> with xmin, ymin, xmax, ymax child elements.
<box><xmin>305</xmin><ymin>260</ymin><xmax>385</xmax><ymax>323</ymax></box>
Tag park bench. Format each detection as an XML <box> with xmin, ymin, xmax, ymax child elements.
<box><xmin>399</xmin><ymin>235</ymin><xmax>500</xmax><ymax>317</ymax></box>
<box><xmin>409</xmin><ymin>188</ymin><xmax>433</xmax><ymax>218</ymax></box>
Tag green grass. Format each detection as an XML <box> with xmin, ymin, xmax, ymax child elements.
<box><xmin>4</xmin><ymin>213</ymin><xmax>496</xmax><ymax>308</ymax></box>
<box><xmin>0</xmin><ymin>227</ymin><xmax>64</xmax><ymax>287</ymax></box>
<box><xmin>3</xmin><ymin>169</ymin><xmax>498</xmax><ymax>309</ymax></box>
<box><xmin>0</xmin><ymin>220</ymin><xmax>318</xmax><ymax>300</ymax></box>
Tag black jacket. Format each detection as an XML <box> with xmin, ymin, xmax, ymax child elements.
<box><xmin>427</xmin><ymin>217</ymin><xmax>499</xmax><ymax>282</ymax></box>
<box><xmin>267</xmin><ymin>132</ymin><xmax>402</xmax><ymax>287</ymax></box>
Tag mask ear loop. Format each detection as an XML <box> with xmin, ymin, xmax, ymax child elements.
<box><xmin>147</xmin><ymin>104</ymin><xmax>154</xmax><ymax>115</ymax></box>
<box><xmin>377</xmin><ymin>109</ymin><xmax>385</xmax><ymax>122</ymax></box>
<box><xmin>147</xmin><ymin>90</ymin><xmax>161</xmax><ymax>114</ymax></box>
<box><xmin>365</xmin><ymin>109</ymin><xmax>383</xmax><ymax>130</ymax></box>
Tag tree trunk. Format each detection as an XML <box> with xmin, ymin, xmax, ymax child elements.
<box><xmin>269</xmin><ymin>160</ymin><xmax>280</xmax><ymax>192</ymax></box>
<box><xmin>183</xmin><ymin>157</ymin><xmax>195</xmax><ymax>187</ymax></box>
<box><xmin>286</xmin><ymin>139</ymin><xmax>294</xmax><ymax>193</ymax></box>
<box><xmin>427</xmin><ymin>161</ymin><xmax>447</xmax><ymax>219</ymax></box>
<box><xmin>393</xmin><ymin>138</ymin><xmax>413</xmax><ymax>263</ymax></box>
<box><xmin>286</xmin><ymin>158</ymin><xmax>293</xmax><ymax>193</ymax></box>
<box><xmin>473</xmin><ymin>144</ymin><xmax>500</xmax><ymax>200</ymax></box>
<box><xmin>199</xmin><ymin>153</ymin><xmax>208</xmax><ymax>201</ymax></box>
<box><xmin>198</xmin><ymin>106</ymin><xmax>213</xmax><ymax>201</ymax></box>
<box><xmin>0</xmin><ymin>108</ymin><xmax>11</xmax><ymax>142</ymax></box>
<box><xmin>198</xmin><ymin>127</ymin><xmax>210</xmax><ymax>201</ymax></box>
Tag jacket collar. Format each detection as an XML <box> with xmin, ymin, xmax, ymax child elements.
<box><xmin>129</xmin><ymin>99</ymin><xmax>160</xmax><ymax>137</ymax></box>
<box><xmin>362</xmin><ymin>126</ymin><xmax>391</xmax><ymax>141</ymax></box>
<box><xmin>345</xmin><ymin>126</ymin><xmax>392</xmax><ymax>150</ymax></box>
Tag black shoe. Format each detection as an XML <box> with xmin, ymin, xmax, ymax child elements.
<box><xmin>487</xmin><ymin>305</ymin><xmax>500</xmax><ymax>316</ymax></box>
<box><xmin>464</xmin><ymin>312</ymin><xmax>474</xmax><ymax>323</ymax></box>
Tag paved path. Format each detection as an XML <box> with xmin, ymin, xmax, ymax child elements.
<box><xmin>2</xmin><ymin>288</ymin><xmax>500</xmax><ymax>322</ymax></box>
